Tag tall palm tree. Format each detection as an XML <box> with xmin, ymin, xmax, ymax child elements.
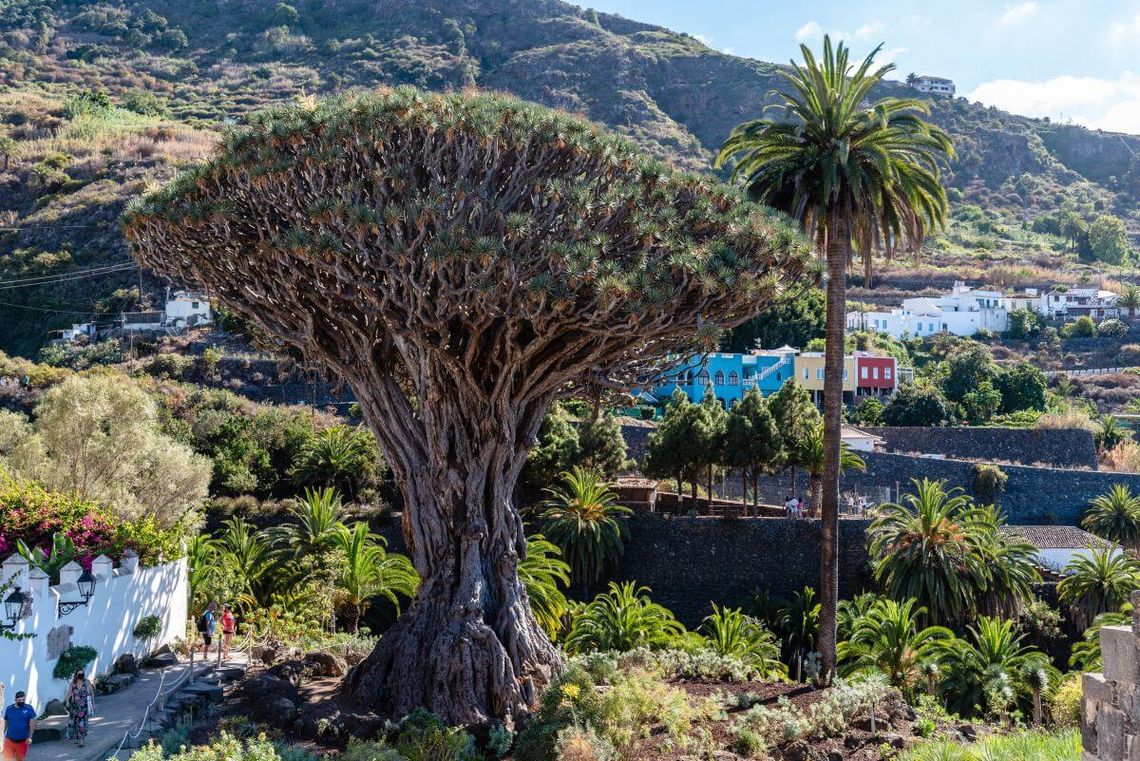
<box><xmin>837</xmin><ymin>597</ymin><xmax>951</xmax><ymax>700</ymax></box>
<box><xmin>868</xmin><ymin>479</ymin><xmax>991</xmax><ymax>626</ymax></box>
<box><xmin>800</xmin><ymin>421</ymin><xmax>866</xmax><ymax>514</ymax></box>
<box><xmin>1058</xmin><ymin>547</ymin><xmax>1140</xmax><ymax>630</ymax></box>
<box><xmin>717</xmin><ymin>35</ymin><xmax>953</xmax><ymax>680</ymax></box>
<box><xmin>1083</xmin><ymin>484</ymin><xmax>1140</xmax><ymax>554</ymax></box>
<box><xmin>538</xmin><ymin>466</ymin><xmax>631</xmax><ymax>595</ymax></box>
<box><xmin>331</xmin><ymin>521</ymin><xmax>418</xmax><ymax>633</ymax></box>
<box><xmin>973</xmin><ymin>507</ymin><xmax>1040</xmax><ymax>619</ymax></box>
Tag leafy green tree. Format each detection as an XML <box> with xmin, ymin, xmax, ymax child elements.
<box><xmin>643</xmin><ymin>389</ymin><xmax>705</xmax><ymax>499</ymax></box>
<box><xmin>522</xmin><ymin>401</ymin><xmax>581</xmax><ymax>497</ymax></box>
<box><xmin>576</xmin><ymin>409</ymin><xmax>628</xmax><ymax>477</ymax></box>
<box><xmin>564</xmin><ymin>582</ymin><xmax>685</xmax><ymax>654</ymax></box>
<box><xmin>851</xmin><ymin>397</ymin><xmax>884</xmax><ymax>426</ymax></box>
<box><xmin>332</xmin><ymin>521</ymin><xmax>418</xmax><ymax>633</ymax></box>
<box><xmin>722</xmin><ymin>287</ymin><xmax>826</xmax><ymax>352</ymax></box>
<box><xmin>722</xmin><ymin>387</ymin><xmax>784</xmax><ymax>509</ymax></box>
<box><xmin>938</xmin><ymin>617</ymin><xmax>1056</xmax><ymax>719</ymax></box>
<box><xmin>1063</xmin><ymin>316</ymin><xmax>1097</xmax><ymax>338</ymax></box>
<box><xmin>1058</xmin><ymin>548</ymin><xmax>1140</xmax><ymax>630</ymax></box>
<box><xmin>881</xmin><ymin>384</ymin><xmax>952</xmax><ymax>426</ymax></box>
<box><xmin>1005</xmin><ymin>309</ymin><xmax>1042</xmax><ymax>340</ymax></box>
<box><xmin>717</xmin><ymin>35</ymin><xmax>952</xmax><ymax>680</ymax></box>
<box><xmin>941</xmin><ymin>343</ymin><xmax>999</xmax><ymax>404</ymax></box>
<box><xmin>837</xmin><ymin>598</ymin><xmax>951</xmax><ymax>700</ymax></box>
<box><xmin>961</xmin><ymin>380</ymin><xmax>1002</xmax><ymax>424</ymax></box>
<box><xmin>1088</xmin><ymin>215</ymin><xmax>1132</xmax><ymax>264</ymax></box>
<box><xmin>126</xmin><ymin>88</ymin><xmax>809</xmax><ymax>722</ymax></box>
<box><xmin>1083</xmin><ymin>485</ymin><xmax>1140</xmax><ymax>554</ymax></box>
<box><xmin>699</xmin><ymin>605</ymin><xmax>785</xmax><ymax>679</ymax></box>
<box><xmin>696</xmin><ymin>385</ymin><xmax>728</xmax><ymax>506</ymax></box>
<box><xmin>1059</xmin><ymin>210</ymin><xmax>1086</xmax><ymax>254</ymax></box>
<box><xmin>538</xmin><ymin>467</ymin><xmax>631</xmax><ymax>594</ymax></box>
<box><xmin>767</xmin><ymin>378</ymin><xmax>820</xmax><ymax>493</ymax></box>
<box><xmin>996</xmin><ymin>363</ymin><xmax>1047</xmax><ymax>413</ymax></box>
<box><xmin>518</xmin><ymin>535</ymin><xmax>571</xmax><ymax>641</ymax></box>
<box><xmin>0</xmin><ymin>135</ymin><xmax>17</xmax><ymax>172</ymax></box>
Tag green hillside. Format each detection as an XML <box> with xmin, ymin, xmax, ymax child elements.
<box><xmin>1</xmin><ymin>0</ymin><xmax>1138</xmax><ymax>355</ymax></box>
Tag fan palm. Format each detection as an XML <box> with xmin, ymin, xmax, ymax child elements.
<box><xmin>564</xmin><ymin>581</ymin><xmax>685</xmax><ymax>654</ymax></box>
<box><xmin>518</xmin><ymin>535</ymin><xmax>572</xmax><ymax>640</ymax></box>
<box><xmin>699</xmin><ymin>605</ymin><xmax>786</xmax><ymax>679</ymax></box>
<box><xmin>1058</xmin><ymin>547</ymin><xmax>1140</xmax><ymax>630</ymax></box>
<box><xmin>717</xmin><ymin>35</ymin><xmax>952</xmax><ymax>680</ymax></box>
<box><xmin>938</xmin><ymin>616</ymin><xmax>1055</xmax><ymax>719</ymax></box>
<box><xmin>868</xmin><ymin>479</ymin><xmax>991</xmax><ymax>626</ymax></box>
<box><xmin>331</xmin><ymin>521</ymin><xmax>418</xmax><ymax>633</ymax></box>
<box><xmin>800</xmin><ymin>421</ymin><xmax>866</xmax><ymax>514</ymax></box>
<box><xmin>1083</xmin><ymin>484</ymin><xmax>1140</xmax><ymax>553</ymax></box>
<box><xmin>538</xmin><ymin>466</ymin><xmax>631</xmax><ymax>594</ymax></box>
<box><xmin>837</xmin><ymin>597</ymin><xmax>951</xmax><ymax>699</ymax></box>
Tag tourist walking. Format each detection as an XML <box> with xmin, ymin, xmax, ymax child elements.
<box><xmin>64</xmin><ymin>670</ymin><xmax>94</xmax><ymax>748</ymax></box>
<box><xmin>197</xmin><ymin>602</ymin><xmax>217</xmax><ymax>655</ymax></box>
<box><xmin>220</xmin><ymin>603</ymin><xmax>236</xmax><ymax>660</ymax></box>
<box><xmin>2</xmin><ymin>691</ymin><xmax>36</xmax><ymax>761</ymax></box>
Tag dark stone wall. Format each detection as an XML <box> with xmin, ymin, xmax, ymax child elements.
<box><xmin>859</xmin><ymin>426</ymin><xmax>1098</xmax><ymax>469</ymax></box>
<box><xmin>598</xmin><ymin>516</ymin><xmax>873</xmax><ymax>627</ymax></box>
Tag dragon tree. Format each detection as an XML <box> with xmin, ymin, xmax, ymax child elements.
<box><xmin>125</xmin><ymin>88</ymin><xmax>811</xmax><ymax>724</ymax></box>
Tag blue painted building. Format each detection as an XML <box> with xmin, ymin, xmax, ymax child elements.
<box><xmin>649</xmin><ymin>347</ymin><xmax>799</xmax><ymax>407</ymax></box>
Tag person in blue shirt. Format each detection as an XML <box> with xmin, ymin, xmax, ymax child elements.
<box><xmin>197</xmin><ymin>602</ymin><xmax>217</xmax><ymax>655</ymax></box>
<box><xmin>3</xmin><ymin>691</ymin><xmax>37</xmax><ymax>761</ymax></box>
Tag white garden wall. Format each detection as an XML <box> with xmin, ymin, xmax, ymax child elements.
<box><xmin>0</xmin><ymin>552</ymin><xmax>187</xmax><ymax>711</ymax></box>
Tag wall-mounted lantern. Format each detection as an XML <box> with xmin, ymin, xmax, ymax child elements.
<box><xmin>58</xmin><ymin>570</ymin><xmax>96</xmax><ymax>618</ymax></box>
<box><xmin>1</xmin><ymin>586</ymin><xmax>26</xmax><ymax>632</ymax></box>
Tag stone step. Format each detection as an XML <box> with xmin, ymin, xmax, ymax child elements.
<box><xmin>143</xmin><ymin>652</ymin><xmax>179</xmax><ymax>669</ymax></box>
<box><xmin>184</xmin><ymin>682</ymin><xmax>225</xmax><ymax>704</ymax></box>
<box><xmin>32</xmin><ymin>715</ymin><xmax>67</xmax><ymax>742</ymax></box>
<box><xmin>217</xmin><ymin>666</ymin><xmax>246</xmax><ymax>682</ymax></box>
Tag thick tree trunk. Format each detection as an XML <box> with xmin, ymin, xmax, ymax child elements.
<box><xmin>342</xmin><ymin>393</ymin><xmax>561</xmax><ymax>725</ymax></box>
<box><xmin>810</xmin><ymin>473</ymin><xmax>823</xmax><ymax>517</ymax></box>
<box><xmin>818</xmin><ymin>210</ymin><xmax>849</xmax><ymax>685</ymax></box>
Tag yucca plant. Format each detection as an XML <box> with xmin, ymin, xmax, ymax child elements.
<box><xmin>538</xmin><ymin>466</ymin><xmax>632</xmax><ymax>595</ymax></box>
<box><xmin>1058</xmin><ymin>547</ymin><xmax>1140</xmax><ymax>630</ymax></box>
<box><xmin>564</xmin><ymin>581</ymin><xmax>686</xmax><ymax>654</ymax></box>
<box><xmin>699</xmin><ymin>604</ymin><xmax>786</xmax><ymax>680</ymax></box>
<box><xmin>1082</xmin><ymin>484</ymin><xmax>1140</xmax><ymax>553</ymax></box>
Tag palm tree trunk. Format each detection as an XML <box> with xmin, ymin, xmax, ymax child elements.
<box><xmin>818</xmin><ymin>208</ymin><xmax>849</xmax><ymax>686</ymax></box>
<box><xmin>1032</xmin><ymin>689</ymin><xmax>1042</xmax><ymax>726</ymax></box>
<box><xmin>810</xmin><ymin>473</ymin><xmax>823</xmax><ymax>516</ymax></box>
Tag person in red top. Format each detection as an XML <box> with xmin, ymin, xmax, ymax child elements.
<box><xmin>220</xmin><ymin>603</ymin><xmax>236</xmax><ymax>660</ymax></box>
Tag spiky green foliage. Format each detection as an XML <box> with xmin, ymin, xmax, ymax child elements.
<box><xmin>331</xmin><ymin>521</ymin><xmax>419</xmax><ymax>633</ymax></box>
<box><xmin>518</xmin><ymin>535</ymin><xmax>572</xmax><ymax>641</ymax></box>
<box><xmin>698</xmin><ymin>605</ymin><xmax>786</xmax><ymax>680</ymax></box>
<box><xmin>1058</xmin><ymin>547</ymin><xmax>1140</xmax><ymax>630</ymax></box>
<box><xmin>564</xmin><ymin>581</ymin><xmax>686</xmax><ymax>654</ymax></box>
<box><xmin>538</xmin><ymin>467</ymin><xmax>631</xmax><ymax>592</ymax></box>
<box><xmin>265</xmin><ymin>487</ymin><xmax>345</xmax><ymax>557</ymax></box>
<box><xmin>868</xmin><ymin>479</ymin><xmax>1039</xmax><ymax>627</ymax></box>
<box><xmin>837</xmin><ymin>598</ymin><xmax>951</xmax><ymax>700</ymax></box>
<box><xmin>1082</xmin><ymin>484</ymin><xmax>1140</xmax><ymax>553</ymax></box>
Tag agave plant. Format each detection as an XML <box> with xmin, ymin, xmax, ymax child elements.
<box><xmin>699</xmin><ymin>604</ymin><xmax>786</xmax><ymax>679</ymax></box>
<box><xmin>518</xmin><ymin>535</ymin><xmax>571</xmax><ymax>641</ymax></box>
<box><xmin>1058</xmin><ymin>547</ymin><xmax>1140</xmax><ymax>630</ymax></box>
<box><xmin>564</xmin><ymin>581</ymin><xmax>685</xmax><ymax>654</ymax></box>
<box><xmin>837</xmin><ymin>598</ymin><xmax>951</xmax><ymax>700</ymax></box>
<box><xmin>538</xmin><ymin>466</ymin><xmax>631</xmax><ymax>594</ymax></box>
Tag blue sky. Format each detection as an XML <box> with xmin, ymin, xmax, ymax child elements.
<box><xmin>574</xmin><ymin>1</ymin><xmax>1140</xmax><ymax>134</ymax></box>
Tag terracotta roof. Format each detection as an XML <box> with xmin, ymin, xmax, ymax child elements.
<box><xmin>841</xmin><ymin>426</ymin><xmax>881</xmax><ymax>440</ymax></box>
<box><xmin>612</xmin><ymin>476</ymin><xmax>659</xmax><ymax>489</ymax></box>
<box><xmin>1000</xmin><ymin>525</ymin><xmax>1117</xmax><ymax>550</ymax></box>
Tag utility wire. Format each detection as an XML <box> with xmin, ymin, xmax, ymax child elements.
<box><xmin>0</xmin><ymin>299</ymin><xmax>106</xmax><ymax>316</ymax></box>
<box><xmin>0</xmin><ymin>261</ymin><xmax>136</xmax><ymax>286</ymax></box>
<box><xmin>0</xmin><ymin>263</ymin><xmax>137</xmax><ymax>291</ymax></box>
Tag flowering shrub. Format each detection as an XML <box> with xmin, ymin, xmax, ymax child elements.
<box><xmin>0</xmin><ymin>477</ymin><xmax>186</xmax><ymax>566</ymax></box>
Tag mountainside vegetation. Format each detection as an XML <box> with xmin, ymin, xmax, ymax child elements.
<box><xmin>2</xmin><ymin>0</ymin><xmax>1139</xmax><ymax>356</ymax></box>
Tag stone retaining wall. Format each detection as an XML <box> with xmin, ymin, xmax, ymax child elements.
<box><xmin>859</xmin><ymin>426</ymin><xmax>1098</xmax><ymax>470</ymax></box>
<box><xmin>1082</xmin><ymin>591</ymin><xmax>1140</xmax><ymax>759</ymax></box>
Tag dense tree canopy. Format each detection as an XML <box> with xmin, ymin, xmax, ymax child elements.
<box><xmin>125</xmin><ymin>88</ymin><xmax>810</xmax><ymax>723</ymax></box>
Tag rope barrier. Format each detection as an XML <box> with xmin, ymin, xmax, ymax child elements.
<box><xmin>104</xmin><ymin>666</ymin><xmax>168</xmax><ymax>760</ymax></box>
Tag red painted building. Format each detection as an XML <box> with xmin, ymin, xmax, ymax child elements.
<box><xmin>854</xmin><ymin>352</ymin><xmax>897</xmax><ymax>398</ymax></box>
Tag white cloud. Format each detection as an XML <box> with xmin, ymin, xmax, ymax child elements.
<box><xmin>877</xmin><ymin>46</ymin><xmax>909</xmax><ymax>65</ymax></box>
<box><xmin>966</xmin><ymin>73</ymin><xmax>1140</xmax><ymax>134</ymax></box>
<box><xmin>997</xmin><ymin>2</ymin><xmax>1039</xmax><ymax>27</ymax></box>
<box><xmin>693</xmin><ymin>33</ymin><xmax>711</xmax><ymax>46</ymax></box>
<box><xmin>1109</xmin><ymin>12</ymin><xmax>1140</xmax><ymax>43</ymax></box>
<box><xmin>795</xmin><ymin>19</ymin><xmax>886</xmax><ymax>44</ymax></box>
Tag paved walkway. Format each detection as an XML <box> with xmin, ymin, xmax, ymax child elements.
<box><xmin>29</xmin><ymin>653</ymin><xmax>247</xmax><ymax>761</ymax></box>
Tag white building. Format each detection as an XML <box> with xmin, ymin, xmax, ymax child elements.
<box><xmin>164</xmin><ymin>290</ymin><xmax>213</xmax><ymax>328</ymax></box>
<box><xmin>999</xmin><ymin>526</ymin><xmax>1122</xmax><ymax>575</ymax></box>
<box><xmin>911</xmin><ymin>75</ymin><xmax>956</xmax><ymax>96</ymax></box>
<box><xmin>1039</xmin><ymin>288</ymin><xmax>1119</xmax><ymax>320</ymax></box>
<box><xmin>848</xmin><ymin>281</ymin><xmax>1008</xmax><ymax>339</ymax></box>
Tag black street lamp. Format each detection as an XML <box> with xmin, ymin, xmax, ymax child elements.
<box><xmin>1</xmin><ymin>586</ymin><xmax>26</xmax><ymax>632</ymax></box>
<box><xmin>58</xmin><ymin>570</ymin><xmax>96</xmax><ymax>618</ymax></box>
